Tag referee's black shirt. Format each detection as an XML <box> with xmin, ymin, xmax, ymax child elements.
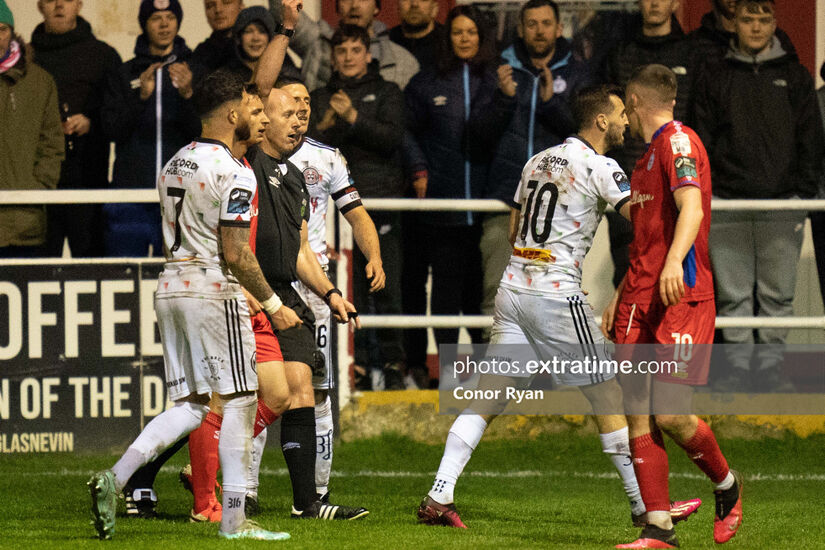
<box><xmin>247</xmin><ymin>146</ymin><xmax>310</xmax><ymax>290</ymax></box>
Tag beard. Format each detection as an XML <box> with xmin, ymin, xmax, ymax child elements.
<box><xmin>606</xmin><ymin>123</ymin><xmax>626</xmax><ymax>150</ymax></box>
<box><xmin>526</xmin><ymin>41</ymin><xmax>553</xmax><ymax>59</ymax></box>
<box><xmin>401</xmin><ymin>19</ymin><xmax>430</xmax><ymax>34</ymax></box>
<box><xmin>234</xmin><ymin>120</ymin><xmax>252</xmax><ymax>143</ymax></box>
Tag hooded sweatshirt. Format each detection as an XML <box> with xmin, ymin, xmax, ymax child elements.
<box><xmin>31</xmin><ymin>17</ymin><xmax>121</xmax><ymax>189</ymax></box>
<box><xmin>692</xmin><ymin>37</ymin><xmax>823</xmax><ymax>199</ymax></box>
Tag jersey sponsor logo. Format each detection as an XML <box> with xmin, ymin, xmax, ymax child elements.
<box><xmin>612</xmin><ymin>171</ymin><xmax>630</xmax><ymax>192</ymax></box>
<box><xmin>302</xmin><ymin>166</ymin><xmax>321</xmax><ymax>186</ymax></box>
<box><xmin>670</xmin><ymin>133</ymin><xmax>692</xmax><ymax>156</ymax></box>
<box><xmin>536</xmin><ymin>154</ymin><xmax>569</xmax><ymax>174</ymax></box>
<box><xmin>674</xmin><ymin>156</ymin><xmax>698</xmax><ymax>180</ymax></box>
<box><xmin>630</xmin><ymin>190</ymin><xmax>655</xmax><ymax>209</ymax></box>
<box><xmin>165</xmin><ymin>158</ymin><xmax>200</xmax><ymax>179</ymax></box>
<box><xmin>513</xmin><ymin>246</ymin><xmax>556</xmax><ymax>263</ymax></box>
<box><xmin>227</xmin><ymin>188</ymin><xmax>252</xmax><ymax>214</ymax></box>
<box><xmin>432</xmin><ymin>95</ymin><xmax>447</xmax><ymax>106</ymax></box>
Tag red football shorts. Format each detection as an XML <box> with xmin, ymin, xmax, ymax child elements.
<box><xmin>614</xmin><ymin>299</ymin><xmax>715</xmax><ymax>386</ymax></box>
<box><xmin>251</xmin><ymin>311</ymin><xmax>284</xmax><ymax>362</ymax></box>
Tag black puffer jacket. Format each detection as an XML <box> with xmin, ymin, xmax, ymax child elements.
<box><xmin>486</xmin><ymin>37</ymin><xmax>591</xmax><ymax>205</ymax></box>
<box><xmin>309</xmin><ymin>62</ymin><xmax>405</xmax><ymax>198</ymax></box>
<box><xmin>31</xmin><ymin>17</ymin><xmax>121</xmax><ymax>189</ymax></box>
<box><xmin>404</xmin><ymin>62</ymin><xmax>503</xmax><ymax>226</ymax></box>
<box><xmin>190</xmin><ymin>30</ymin><xmax>235</xmax><ymax>82</ymax></box>
<box><xmin>101</xmin><ymin>35</ymin><xmax>201</xmax><ymax>190</ymax></box>
<box><xmin>606</xmin><ymin>20</ymin><xmax>697</xmax><ymax>175</ymax></box>
<box><xmin>693</xmin><ymin>38</ymin><xmax>823</xmax><ymax>199</ymax></box>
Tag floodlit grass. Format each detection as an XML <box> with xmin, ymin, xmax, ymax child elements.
<box><xmin>2</xmin><ymin>433</ymin><xmax>825</xmax><ymax>548</ymax></box>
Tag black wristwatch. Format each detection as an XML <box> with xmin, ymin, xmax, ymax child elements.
<box><xmin>275</xmin><ymin>23</ymin><xmax>295</xmax><ymax>38</ymax></box>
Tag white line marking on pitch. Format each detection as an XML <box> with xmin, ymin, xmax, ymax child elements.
<box><xmin>21</xmin><ymin>467</ymin><xmax>825</xmax><ymax>482</ymax></box>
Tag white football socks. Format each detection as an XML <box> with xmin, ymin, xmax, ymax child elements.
<box><xmin>429</xmin><ymin>414</ymin><xmax>488</xmax><ymax>505</ymax></box>
<box><xmin>600</xmin><ymin>426</ymin><xmax>646</xmax><ymax>516</ymax></box>
<box><xmin>219</xmin><ymin>393</ymin><xmax>256</xmax><ymax>534</ymax></box>
<box><xmin>315</xmin><ymin>395</ymin><xmax>334</xmax><ymax>496</ymax></box>
<box><xmin>112</xmin><ymin>401</ymin><xmax>208</xmax><ymax>492</ymax></box>
<box><xmin>247</xmin><ymin>427</ymin><xmax>267</xmax><ymax>499</ymax></box>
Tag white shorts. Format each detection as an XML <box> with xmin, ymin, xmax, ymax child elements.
<box><xmin>489</xmin><ymin>285</ymin><xmax>613</xmax><ymax>386</ymax></box>
<box><xmin>155</xmin><ymin>293</ymin><xmax>258</xmax><ymax>401</ymax></box>
<box><xmin>293</xmin><ymin>279</ymin><xmax>333</xmax><ymax>390</ymax></box>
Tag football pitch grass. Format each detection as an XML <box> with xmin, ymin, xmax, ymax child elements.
<box><xmin>2</xmin><ymin>432</ymin><xmax>824</xmax><ymax>549</ymax></box>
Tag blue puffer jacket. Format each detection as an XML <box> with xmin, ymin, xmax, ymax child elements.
<box><xmin>485</xmin><ymin>38</ymin><xmax>593</xmax><ymax>206</ymax></box>
<box><xmin>404</xmin><ymin>62</ymin><xmax>509</xmax><ymax>226</ymax></box>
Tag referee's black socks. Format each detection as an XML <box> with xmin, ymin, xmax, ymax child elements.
<box><xmin>280</xmin><ymin>407</ymin><xmax>317</xmax><ymax>511</ymax></box>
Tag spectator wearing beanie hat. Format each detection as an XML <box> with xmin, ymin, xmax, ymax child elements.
<box><xmin>100</xmin><ymin>0</ymin><xmax>200</xmax><ymax>257</ymax></box>
<box><xmin>0</xmin><ymin>0</ymin><xmax>65</xmax><ymax>257</ymax></box>
<box><xmin>223</xmin><ymin>5</ymin><xmax>300</xmax><ymax>82</ymax></box>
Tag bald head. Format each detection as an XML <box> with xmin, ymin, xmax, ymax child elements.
<box><xmin>264</xmin><ymin>88</ymin><xmax>302</xmax><ymax>156</ymax></box>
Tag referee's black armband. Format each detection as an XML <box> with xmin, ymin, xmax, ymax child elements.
<box><xmin>324</xmin><ymin>288</ymin><xmax>343</xmax><ymax>304</ymax></box>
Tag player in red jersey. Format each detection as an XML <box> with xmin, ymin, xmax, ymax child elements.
<box><xmin>601</xmin><ymin>65</ymin><xmax>742</xmax><ymax>549</ymax></box>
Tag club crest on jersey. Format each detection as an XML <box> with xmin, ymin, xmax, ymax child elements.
<box><xmin>302</xmin><ymin>166</ymin><xmax>321</xmax><ymax>186</ymax></box>
<box><xmin>227</xmin><ymin>188</ymin><xmax>252</xmax><ymax>214</ymax></box>
<box><xmin>553</xmin><ymin>76</ymin><xmax>567</xmax><ymax>94</ymax></box>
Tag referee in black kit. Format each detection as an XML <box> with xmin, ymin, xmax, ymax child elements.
<box><xmin>246</xmin><ymin>87</ymin><xmax>367</xmax><ymax>520</ymax></box>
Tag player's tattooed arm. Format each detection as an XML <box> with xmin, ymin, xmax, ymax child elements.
<box><xmin>219</xmin><ymin>225</ymin><xmax>276</xmax><ymax>302</ymax></box>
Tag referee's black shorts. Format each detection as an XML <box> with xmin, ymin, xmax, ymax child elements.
<box><xmin>273</xmin><ymin>284</ymin><xmax>317</xmax><ymax>367</ymax></box>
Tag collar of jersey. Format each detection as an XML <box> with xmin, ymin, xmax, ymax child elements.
<box><xmin>569</xmin><ymin>134</ymin><xmax>597</xmax><ymax>153</ymax></box>
<box><xmin>650</xmin><ymin>121</ymin><xmax>675</xmax><ymax>144</ymax></box>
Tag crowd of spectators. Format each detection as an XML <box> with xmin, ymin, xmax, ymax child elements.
<box><xmin>1</xmin><ymin>0</ymin><xmax>823</xmax><ymax>389</ymax></box>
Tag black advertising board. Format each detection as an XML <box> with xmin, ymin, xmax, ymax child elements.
<box><xmin>0</xmin><ymin>261</ymin><xmax>166</xmax><ymax>453</ymax></box>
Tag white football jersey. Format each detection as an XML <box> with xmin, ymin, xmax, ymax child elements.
<box><xmin>502</xmin><ymin>136</ymin><xmax>631</xmax><ymax>294</ymax></box>
<box><xmin>289</xmin><ymin>138</ymin><xmax>363</xmax><ymax>266</ymax></box>
<box><xmin>156</xmin><ymin>139</ymin><xmax>258</xmax><ymax>296</ymax></box>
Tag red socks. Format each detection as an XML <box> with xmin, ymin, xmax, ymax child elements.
<box><xmin>187</xmin><ymin>402</ymin><xmax>279</xmax><ymax>513</ymax></box>
<box><xmin>675</xmin><ymin>419</ymin><xmax>730</xmax><ymax>484</ymax></box>
<box><xmin>630</xmin><ymin>430</ymin><xmax>670</xmax><ymax>512</ymax></box>
<box><xmin>254</xmin><ymin>400</ymin><xmax>279</xmax><ymax>437</ymax></box>
<box><xmin>188</xmin><ymin>411</ymin><xmax>222</xmax><ymax>512</ymax></box>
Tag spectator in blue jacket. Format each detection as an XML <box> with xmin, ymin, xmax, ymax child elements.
<box><xmin>480</xmin><ymin>0</ymin><xmax>593</xmax><ymax>329</ymax></box>
<box><xmin>404</xmin><ymin>5</ymin><xmax>507</xmax><ymax>356</ymax></box>
<box><xmin>100</xmin><ymin>0</ymin><xmax>200</xmax><ymax>256</ymax></box>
